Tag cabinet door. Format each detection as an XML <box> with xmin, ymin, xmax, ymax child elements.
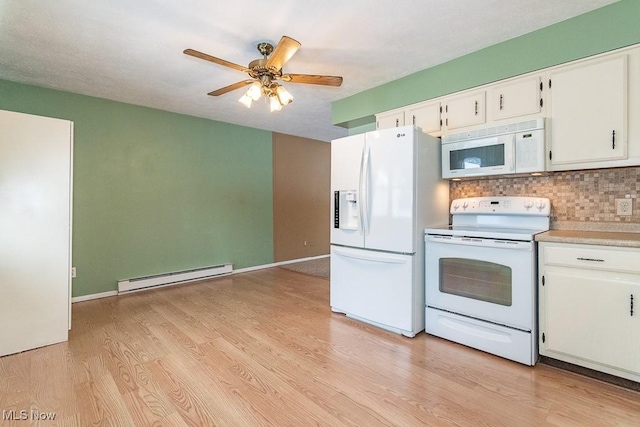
<box><xmin>376</xmin><ymin>111</ymin><xmax>404</xmax><ymax>130</ymax></box>
<box><xmin>541</xmin><ymin>268</ymin><xmax>640</xmax><ymax>375</ymax></box>
<box><xmin>405</xmin><ymin>101</ymin><xmax>441</xmax><ymax>135</ymax></box>
<box><xmin>549</xmin><ymin>55</ymin><xmax>627</xmax><ymax>168</ymax></box>
<box><xmin>491</xmin><ymin>76</ymin><xmax>542</xmax><ymax>121</ymax></box>
<box><xmin>444</xmin><ymin>91</ymin><xmax>485</xmax><ymax>131</ymax></box>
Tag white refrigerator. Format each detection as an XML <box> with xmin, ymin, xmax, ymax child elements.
<box><xmin>330</xmin><ymin>125</ymin><xmax>449</xmax><ymax>337</ymax></box>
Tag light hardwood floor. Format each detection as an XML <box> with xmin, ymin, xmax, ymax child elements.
<box><xmin>1</xmin><ymin>268</ymin><xmax>640</xmax><ymax>426</ymax></box>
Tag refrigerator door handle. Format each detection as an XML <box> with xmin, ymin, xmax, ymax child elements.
<box><xmin>358</xmin><ymin>145</ymin><xmax>365</xmax><ymax>235</ymax></box>
<box><xmin>332</xmin><ymin>247</ymin><xmax>409</xmax><ymax>264</ymax></box>
<box><xmin>361</xmin><ymin>145</ymin><xmax>371</xmax><ymax>235</ymax></box>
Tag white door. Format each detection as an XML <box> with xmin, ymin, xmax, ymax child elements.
<box><xmin>365</xmin><ymin>127</ymin><xmax>415</xmax><ymax>253</ymax></box>
<box><xmin>0</xmin><ymin>110</ymin><xmax>72</xmax><ymax>357</ymax></box>
<box><xmin>330</xmin><ymin>134</ymin><xmax>365</xmax><ymax>248</ymax></box>
<box><xmin>330</xmin><ymin>246</ymin><xmax>415</xmax><ymax>334</ymax></box>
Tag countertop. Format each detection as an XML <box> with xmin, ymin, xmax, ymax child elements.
<box><xmin>535</xmin><ymin>229</ymin><xmax>640</xmax><ymax>248</ymax></box>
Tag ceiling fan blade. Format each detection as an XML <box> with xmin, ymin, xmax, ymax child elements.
<box><xmin>265</xmin><ymin>36</ymin><xmax>301</xmax><ymax>71</ymax></box>
<box><xmin>208</xmin><ymin>80</ymin><xmax>255</xmax><ymax>96</ymax></box>
<box><xmin>282</xmin><ymin>74</ymin><xmax>343</xmax><ymax>87</ymax></box>
<box><xmin>184</xmin><ymin>48</ymin><xmax>249</xmax><ymax>73</ymax></box>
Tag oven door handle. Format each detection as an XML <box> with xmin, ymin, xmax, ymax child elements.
<box><xmin>425</xmin><ymin>234</ymin><xmax>532</xmax><ymax>250</ymax></box>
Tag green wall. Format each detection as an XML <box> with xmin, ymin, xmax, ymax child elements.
<box><xmin>0</xmin><ymin>79</ymin><xmax>273</xmax><ymax>297</ymax></box>
<box><xmin>333</xmin><ymin>0</ymin><xmax>640</xmax><ymax>128</ymax></box>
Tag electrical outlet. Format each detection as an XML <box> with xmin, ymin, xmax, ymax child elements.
<box><xmin>615</xmin><ymin>198</ymin><xmax>633</xmax><ymax>216</ymax></box>
<box><xmin>71</xmin><ymin>267</ymin><xmax>77</xmax><ymax>278</ymax></box>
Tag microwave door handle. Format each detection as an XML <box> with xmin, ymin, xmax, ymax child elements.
<box><xmin>508</xmin><ymin>139</ymin><xmax>516</xmax><ymax>172</ymax></box>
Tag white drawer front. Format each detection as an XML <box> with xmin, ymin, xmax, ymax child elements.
<box><xmin>541</xmin><ymin>243</ymin><xmax>640</xmax><ymax>274</ymax></box>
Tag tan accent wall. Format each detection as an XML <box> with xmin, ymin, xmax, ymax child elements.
<box><xmin>273</xmin><ymin>133</ymin><xmax>330</xmax><ymax>262</ymax></box>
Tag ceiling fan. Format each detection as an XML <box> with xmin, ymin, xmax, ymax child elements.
<box><xmin>184</xmin><ymin>36</ymin><xmax>343</xmax><ymax>111</ymax></box>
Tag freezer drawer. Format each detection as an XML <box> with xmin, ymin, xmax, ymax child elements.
<box><xmin>330</xmin><ymin>245</ymin><xmax>422</xmax><ymax>337</ymax></box>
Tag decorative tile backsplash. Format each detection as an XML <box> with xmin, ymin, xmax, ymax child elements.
<box><xmin>450</xmin><ymin>167</ymin><xmax>640</xmax><ymax>226</ymax></box>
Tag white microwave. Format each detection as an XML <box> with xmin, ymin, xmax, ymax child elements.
<box><xmin>441</xmin><ymin>118</ymin><xmax>545</xmax><ymax>179</ymax></box>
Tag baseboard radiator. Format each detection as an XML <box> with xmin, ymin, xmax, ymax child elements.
<box><xmin>117</xmin><ymin>263</ymin><xmax>233</xmax><ymax>294</ymax></box>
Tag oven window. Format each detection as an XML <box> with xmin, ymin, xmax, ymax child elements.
<box><xmin>439</xmin><ymin>258</ymin><xmax>512</xmax><ymax>306</ymax></box>
<box><xmin>449</xmin><ymin>144</ymin><xmax>505</xmax><ymax>171</ymax></box>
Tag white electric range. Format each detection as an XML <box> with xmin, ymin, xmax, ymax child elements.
<box><xmin>424</xmin><ymin>196</ymin><xmax>550</xmax><ymax>365</ymax></box>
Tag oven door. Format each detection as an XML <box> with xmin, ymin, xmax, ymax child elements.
<box><xmin>442</xmin><ymin>134</ymin><xmax>515</xmax><ymax>179</ymax></box>
<box><xmin>425</xmin><ymin>234</ymin><xmax>535</xmax><ymax>331</ymax></box>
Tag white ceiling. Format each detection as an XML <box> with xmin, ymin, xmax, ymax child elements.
<box><xmin>0</xmin><ymin>0</ymin><xmax>619</xmax><ymax>142</ymax></box>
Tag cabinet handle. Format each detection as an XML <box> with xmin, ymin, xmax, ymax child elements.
<box><xmin>576</xmin><ymin>257</ymin><xmax>605</xmax><ymax>262</ymax></box>
<box><xmin>499</xmin><ymin>94</ymin><xmax>504</xmax><ymax>110</ymax></box>
<box><xmin>395</xmin><ymin>118</ymin><xmax>399</xmax><ymax>127</ymax></box>
<box><xmin>612</xmin><ymin>130</ymin><xmax>616</xmax><ymax>149</ymax></box>
<box><xmin>631</xmin><ymin>294</ymin><xmax>634</xmax><ymax>317</ymax></box>
<box><xmin>412</xmin><ymin>115</ymin><xmax>416</xmax><ymax>125</ymax></box>
<box><xmin>475</xmin><ymin>101</ymin><xmax>478</xmax><ymax>116</ymax></box>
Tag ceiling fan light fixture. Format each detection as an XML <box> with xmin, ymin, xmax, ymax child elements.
<box><xmin>239</xmin><ymin>93</ymin><xmax>253</xmax><ymax>108</ymax></box>
<box><xmin>185</xmin><ymin>35</ymin><xmax>342</xmax><ymax>112</ymax></box>
<box><xmin>275</xmin><ymin>85</ymin><xmax>293</xmax><ymax>105</ymax></box>
<box><xmin>269</xmin><ymin>95</ymin><xmax>283</xmax><ymax>112</ymax></box>
<box><xmin>246</xmin><ymin>81</ymin><xmax>262</xmax><ymax>101</ymax></box>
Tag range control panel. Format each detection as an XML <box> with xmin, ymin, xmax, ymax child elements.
<box><xmin>450</xmin><ymin>196</ymin><xmax>550</xmax><ymax>216</ymax></box>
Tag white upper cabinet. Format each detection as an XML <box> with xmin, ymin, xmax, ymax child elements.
<box><xmin>490</xmin><ymin>75</ymin><xmax>543</xmax><ymax>122</ymax></box>
<box><xmin>375</xmin><ymin>110</ymin><xmax>404</xmax><ymax>130</ymax></box>
<box><xmin>373</xmin><ymin>43</ymin><xmax>640</xmax><ymax>173</ymax></box>
<box><xmin>405</xmin><ymin>101</ymin><xmax>442</xmax><ymax>135</ymax></box>
<box><xmin>548</xmin><ymin>54</ymin><xmax>628</xmax><ymax>170</ymax></box>
<box><xmin>443</xmin><ymin>91</ymin><xmax>486</xmax><ymax>131</ymax></box>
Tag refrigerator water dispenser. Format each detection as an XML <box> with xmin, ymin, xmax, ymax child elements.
<box><xmin>334</xmin><ymin>190</ymin><xmax>359</xmax><ymax>230</ymax></box>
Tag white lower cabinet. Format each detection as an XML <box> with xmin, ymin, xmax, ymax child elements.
<box><xmin>538</xmin><ymin>242</ymin><xmax>640</xmax><ymax>382</ymax></box>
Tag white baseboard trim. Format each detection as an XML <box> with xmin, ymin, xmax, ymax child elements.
<box><xmin>71</xmin><ymin>254</ymin><xmax>330</xmax><ymax>303</ymax></box>
<box><xmin>72</xmin><ymin>290</ymin><xmax>118</xmax><ymax>303</ymax></box>
<box><xmin>234</xmin><ymin>254</ymin><xmax>330</xmax><ymax>274</ymax></box>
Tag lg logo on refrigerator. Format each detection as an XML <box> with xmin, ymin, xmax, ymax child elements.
<box><xmin>396</xmin><ymin>133</ymin><xmax>405</xmax><ymax>138</ymax></box>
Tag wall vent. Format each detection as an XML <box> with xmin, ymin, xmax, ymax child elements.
<box><xmin>442</xmin><ymin>118</ymin><xmax>544</xmax><ymax>144</ymax></box>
